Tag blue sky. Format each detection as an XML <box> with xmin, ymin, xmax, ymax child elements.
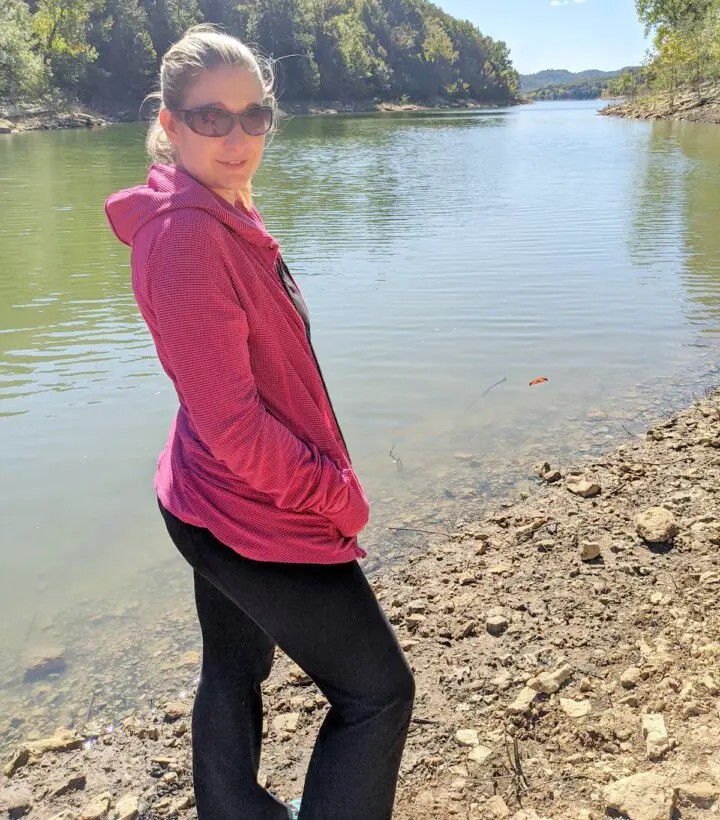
<box><xmin>436</xmin><ymin>0</ymin><xmax>650</xmax><ymax>74</ymax></box>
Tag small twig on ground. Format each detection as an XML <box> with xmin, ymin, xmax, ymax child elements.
<box><xmin>469</xmin><ymin>376</ymin><xmax>507</xmax><ymax>408</ymax></box>
<box><xmin>411</xmin><ymin>717</ymin><xmax>439</xmax><ymax>725</ymax></box>
<box><xmin>620</xmin><ymin>422</ymin><xmax>637</xmax><ymax>438</ymax></box>
<box><xmin>25</xmin><ymin>611</ymin><xmax>38</xmax><ymax>641</ymax></box>
<box><xmin>575</xmin><ymin>666</ymin><xmax>605</xmax><ymax>681</ymax></box>
<box><xmin>66</xmin><ymin>706</ymin><xmax>78</xmax><ymax>730</ymax></box>
<box><xmin>389</xmin><ymin>444</ymin><xmax>403</xmax><ymax>472</ymax></box>
<box><xmin>630</xmin><ymin>456</ymin><xmax>693</xmax><ymax>465</ymax></box>
<box><xmin>505</xmin><ymin>732</ymin><xmax>530</xmax><ymax>798</ymax></box>
<box><xmin>86</xmin><ymin>691</ymin><xmax>96</xmax><ymax>724</ymax></box>
<box><xmin>388</xmin><ymin>527</ymin><xmax>442</xmax><ymax>537</ymax></box>
<box><xmin>607</xmin><ymin>480</ymin><xmax>633</xmax><ymax>498</ymax></box>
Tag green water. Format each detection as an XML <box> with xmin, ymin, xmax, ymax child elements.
<box><xmin>1</xmin><ymin>100</ymin><xmax>720</xmax><ymax>743</ymax></box>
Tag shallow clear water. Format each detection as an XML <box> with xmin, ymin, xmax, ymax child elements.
<box><xmin>1</xmin><ymin>100</ymin><xmax>720</xmax><ymax>741</ymax></box>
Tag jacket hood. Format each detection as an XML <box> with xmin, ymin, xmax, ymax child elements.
<box><xmin>105</xmin><ymin>163</ymin><xmax>276</xmax><ymax>251</ymax></box>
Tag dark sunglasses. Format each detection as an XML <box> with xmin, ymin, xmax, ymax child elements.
<box><xmin>172</xmin><ymin>105</ymin><xmax>274</xmax><ymax>138</ymax></box>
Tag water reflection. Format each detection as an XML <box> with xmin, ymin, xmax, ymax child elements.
<box><xmin>629</xmin><ymin>119</ymin><xmax>720</xmax><ymax>337</ymax></box>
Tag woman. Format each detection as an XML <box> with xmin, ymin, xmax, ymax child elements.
<box><xmin>105</xmin><ymin>24</ymin><xmax>414</xmax><ymax>820</ymax></box>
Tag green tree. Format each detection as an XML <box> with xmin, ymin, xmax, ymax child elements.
<box><xmin>421</xmin><ymin>17</ymin><xmax>457</xmax><ymax>91</ymax></box>
<box><xmin>325</xmin><ymin>4</ymin><xmax>390</xmax><ymax>97</ymax></box>
<box><xmin>606</xmin><ymin>69</ymin><xmax>644</xmax><ymax>100</ymax></box>
<box><xmin>0</xmin><ymin>0</ymin><xmax>47</xmax><ymax>97</ymax></box>
<box><xmin>2</xmin><ymin>0</ymin><xmax>521</xmax><ymax>109</ymax></box>
<box><xmin>636</xmin><ymin>0</ymin><xmax>710</xmax><ymax>31</ymax></box>
<box><xmin>628</xmin><ymin>0</ymin><xmax>720</xmax><ymax>97</ymax></box>
<box><xmin>32</xmin><ymin>0</ymin><xmax>105</xmax><ymax>86</ymax></box>
<box><xmin>83</xmin><ymin>0</ymin><xmax>156</xmax><ymax>106</ymax></box>
<box><xmin>239</xmin><ymin>0</ymin><xmax>318</xmax><ymax>98</ymax></box>
<box><xmin>140</xmin><ymin>0</ymin><xmax>199</xmax><ymax>61</ymax></box>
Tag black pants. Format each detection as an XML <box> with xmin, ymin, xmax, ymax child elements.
<box><xmin>159</xmin><ymin>504</ymin><xmax>415</xmax><ymax>820</ymax></box>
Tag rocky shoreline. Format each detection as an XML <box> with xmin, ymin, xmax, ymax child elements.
<box><xmin>278</xmin><ymin>97</ymin><xmax>512</xmax><ymax>116</ymax></box>
<box><xmin>3</xmin><ymin>388</ymin><xmax>720</xmax><ymax>820</ymax></box>
<box><xmin>0</xmin><ymin>102</ymin><xmax>107</xmax><ymax>134</ymax></box>
<box><xmin>601</xmin><ymin>83</ymin><xmax>720</xmax><ymax>124</ymax></box>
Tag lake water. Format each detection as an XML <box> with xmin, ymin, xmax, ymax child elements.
<box><xmin>2</xmin><ymin>100</ymin><xmax>720</xmax><ymax>744</ymax></box>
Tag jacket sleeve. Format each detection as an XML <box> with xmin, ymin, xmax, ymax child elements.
<box><xmin>145</xmin><ymin>225</ymin><xmax>368</xmax><ymax>538</ymax></box>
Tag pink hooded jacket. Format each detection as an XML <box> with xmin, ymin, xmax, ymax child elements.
<box><xmin>105</xmin><ymin>164</ymin><xmax>368</xmax><ymax>564</ymax></box>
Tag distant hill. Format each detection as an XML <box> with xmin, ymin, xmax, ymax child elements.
<box><xmin>520</xmin><ymin>68</ymin><xmax>637</xmax><ymax>93</ymax></box>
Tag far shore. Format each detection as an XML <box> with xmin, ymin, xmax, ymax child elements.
<box><xmin>0</xmin><ymin>97</ymin><xmax>520</xmax><ymax>135</ymax></box>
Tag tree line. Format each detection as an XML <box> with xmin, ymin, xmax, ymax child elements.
<box><xmin>608</xmin><ymin>0</ymin><xmax>720</xmax><ymax>99</ymax></box>
<box><xmin>0</xmin><ymin>0</ymin><xmax>520</xmax><ymax>111</ymax></box>
<box><xmin>527</xmin><ymin>78</ymin><xmax>617</xmax><ymax>101</ymax></box>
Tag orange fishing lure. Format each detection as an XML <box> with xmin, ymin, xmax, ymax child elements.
<box><xmin>529</xmin><ymin>377</ymin><xmax>548</xmax><ymax>386</ymax></box>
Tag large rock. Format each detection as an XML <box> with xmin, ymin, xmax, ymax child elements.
<box><xmin>485</xmin><ymin>795</ymin><xmax>511</xmax><ymax>818</ymax></box>
<box><xmin>535</xmin><ymin>462</ymin><xmax>561</xmax><ymax>483</ymax></box>
<box><xmin>468</xmin><ymin>744</ymin><xmax>493</xmax><ymax>763</ymax></box>
<box><xmin>621</xmin><ymin>667</ymin><xmax>642</xmax><ymax>689</ymax></box>
<box><xmin>163</xmin><ymin>701</ymin><xmax>191</xmax><ymax>722</ymax></box>
<box><xmin>0</xmin><ymin>118</ymin><xmax>14</xmax><ymax>134</ymax></box>
<box><xmin>580</xmin><ymin>540</ymin><xmax>601</xmax><ymax>561</ymax></box>
<box><xmin>26</xmin><ymin>728</ymin><xmax>83</xmax><ymax>756</ymax></box>
<box><xmin>286</xmin><ymin>664</ymin><xmax>312</xmax><ymax>686</ymax></box>
<box><xmin>486</xmin><ymin>615</ymin><xmax>509</xmax><ymax>636</ymax></box>
<box><xmin>641</xmin><ymin>713</ymin><xmax>669</xmax><ymax>760</ymax></box>
<box><xmin>114</xmin><ymin>794</ymin><xmax>140</xmax><ymax>820</ymax></box>
<box><xmin>272</xmin><ymin>712</ymin><xmax>299</xmax><ymax>733</ymax></box>
<box><xmin>5</xmin><ymin>729</ymin><xmax>84</xmax><ymax>776</ymax></box>
<box><xmin>455</xmin><ymin>729</ymin><xmax>479</xmax><ymax>747</ymax></box>
<box><xmin>528</xmin><ymin>664</ymin><xmax>573</xmax><ymax>695</ymax></box>
<box><xmin>559</xmin><ymin>698</ymin><xmax>591</xmax><ymax>718</ymax></box>
<box><xmin>80</xmin><ymin>793</ymin><xmax>112</xmax><ymax>820</ymax></box>
<box><xmin>701</xmin><ymin>673</ymin><xmax>719</xmax><ymax>695</ymax></box>
<box><xmin>516</xmin><ymin>516</ymin><xmax>550</xmax><ymax>539</ymax></box>
<box><xmin>507</xmin><ymin>686</ymin><xmax>538</xmax><ymax>715</ymax></box>
<box><xmin>566</xmin><ymin>477</ymin><xmax>601</xmax><ymax>498</ymax></box>
<box><xmin>4</xmin><ymin>748</ymin><xmax>30</xmax><ymax>777</ymax></box>
<box><xmin>49</xmin><ymin>773</ymin><xmax>87</xmax><ymax>797</ymax></box>
<box><xmin>172</xmin><ymin>794</ymin><xmax>195</xmax><ymax>811</ymax></box>
<box><xmin>635</xmin><ymin>508</ymin><xmax>678</xmax><ymax>543</ymax></box>
<box><xmin>675</xmin><ymin>781</ymin><xmax>720</xmax><ymax>809</ymax></box>
<box><xmin>603</xmin><ymin>772</ymin><xmax>676</xmax><ymax>820</ymax></box>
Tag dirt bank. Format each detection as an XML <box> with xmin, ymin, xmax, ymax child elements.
<box><xmin>3</xmin><ymin>389</ymin><xmax>720</xmax><ymax>819</ymax></box>
<box><xmin>601</xmin><ymin>83</ymin><xmax>720</xmax><ymax>124</ymax></box>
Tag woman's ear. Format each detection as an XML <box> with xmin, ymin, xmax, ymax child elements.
<box><xmin>159</xmin><ymin>108</ymin><xmax>182</xmax><ymax>147</ymax></box>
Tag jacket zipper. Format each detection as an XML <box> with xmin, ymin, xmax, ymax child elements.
<box><xmin>275</xmin><ymin>259</ymin><xmax>350</xmax><ymax>458</ymax></box>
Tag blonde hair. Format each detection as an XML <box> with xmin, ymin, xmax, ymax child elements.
<box><xmin>145</xmin><ymin>24</ymin><xmax>276</xmax><ymax>164</ymax></box>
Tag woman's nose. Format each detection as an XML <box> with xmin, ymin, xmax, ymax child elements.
<box><xmin>225</xmin><ymin>124</ymin><xmax>249</xmax><ymax>148</ymax></box>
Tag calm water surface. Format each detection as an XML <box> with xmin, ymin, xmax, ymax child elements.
<box><xmin>1</xmin><ymin>100</ymin><xmax>720</xmax><ymax>738</ymax></box>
